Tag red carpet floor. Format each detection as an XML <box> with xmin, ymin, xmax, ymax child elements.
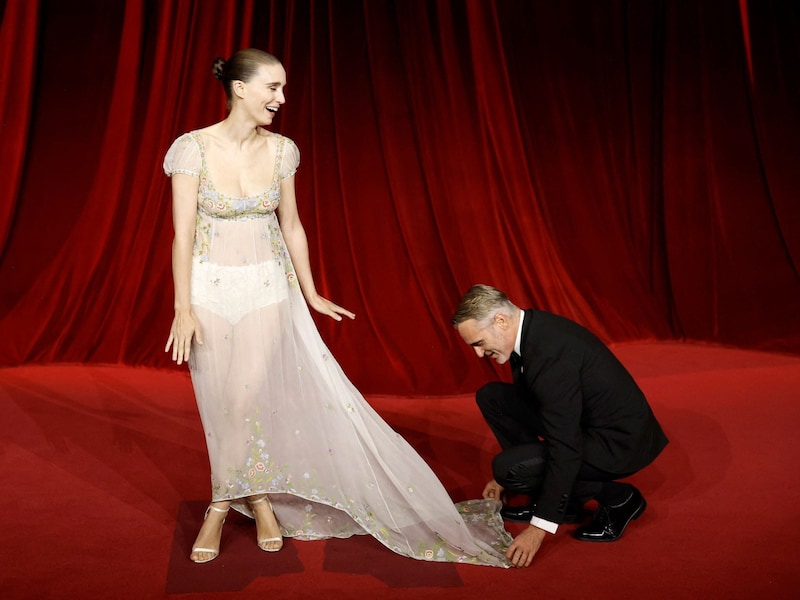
<box><xmin>1</xmin><ymin>342</ymin><xmax>798</xmax><ymax>599</ymax></box>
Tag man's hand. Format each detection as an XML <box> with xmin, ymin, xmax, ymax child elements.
<box><xmin>506</xmin><ymin>525</ymin><xmax>546</xmax><ymax>568</ymax></box>
<box><xmin>482</xmin><ymin>479</ymin><xmax>505</xmax><ymax>501</ymax></box>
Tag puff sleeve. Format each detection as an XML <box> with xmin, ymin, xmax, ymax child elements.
<box><xmin>280</xmin><ymin>137</ymin><xmax>300</xmax><ymax>179</ymax></box>
<box><xmin>163</xmin><ymin>133</ymin><xmax>201</xmax><ymax>177</ymax></box>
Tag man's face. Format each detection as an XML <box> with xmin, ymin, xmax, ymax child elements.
<box><xmin>456</xmin><ymin>314</ymin><xmax>515</xmax><ymax>365</ymax></box>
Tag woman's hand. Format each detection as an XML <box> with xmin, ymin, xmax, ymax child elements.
<box><xmin>165</xmin><ymin>310</ymin><xmax>203</xmax><ymax>365</ymax></box>
<box><xmin>306</xmin><ymin>294</ymin><xmax>355</xmax><ymax>322</ymax></box>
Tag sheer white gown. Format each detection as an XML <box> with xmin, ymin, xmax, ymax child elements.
<box><xmin>163</xmin><ymin>131</ymin><xmax>511</xmax><ymax>567</ymax></box>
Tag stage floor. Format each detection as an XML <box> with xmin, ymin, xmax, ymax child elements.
<box><xmin>1</xmin><ymin>342</ymin><xmax>798</xmax><ymax>599</ymax></box>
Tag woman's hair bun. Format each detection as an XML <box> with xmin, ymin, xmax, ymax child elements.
<box><xmin>212</xmin><ymin>57</ymin><xmax>226</xmax><ymax>80</ymax></box>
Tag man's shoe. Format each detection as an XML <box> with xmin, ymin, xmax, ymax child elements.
<box><xmin>573</xmin><ymin>487</ymin><xmax>646</xmax><ymax>542</ymax></box>
<box><xmin>501</xmin><ymin>502</ymin><xmax>586</xmax><ymax>524</ymax></box>
<box><xmin>500</xmin><ymin>504</ymin><xmax>536</xmax><ymax>522</ymax></box>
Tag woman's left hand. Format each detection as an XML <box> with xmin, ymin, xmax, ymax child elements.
<box><xmin>307</xmin><ymin>294</ymin><xmax>356</xmax><ymax>321</ymax></box>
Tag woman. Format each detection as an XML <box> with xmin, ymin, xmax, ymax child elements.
<box><xmin>163</xmin><ymin>48</ymin><xmax>510</xmax><ymax>566</ymax></box>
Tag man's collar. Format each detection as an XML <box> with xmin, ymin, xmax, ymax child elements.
<box><xmin>514</xmin><ymin>309</ymin><xmax>524</xmax><ymax>356</ymax></box>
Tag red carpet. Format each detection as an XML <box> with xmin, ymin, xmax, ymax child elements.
<box><xmin>1</xmin><ymin>342</ymin><xmax>798</xmax><ymax>599</ymax></box>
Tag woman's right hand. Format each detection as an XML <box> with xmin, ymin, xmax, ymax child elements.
<box><xmin>165</xmin><ymin>310</ymin><xmax>203</xmax><ymax>365</ymax></box>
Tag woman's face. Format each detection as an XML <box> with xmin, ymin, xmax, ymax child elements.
<box><xmin>238</xmin><ymin>62</ymin><xmax>286</xmax><ymax>126</ymax></box>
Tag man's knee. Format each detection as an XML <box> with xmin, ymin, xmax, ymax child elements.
<box><xmin>476</xmin><ymin>382</ymin><xmax>509</xmax><ymax>411</ymax></box>
<box><xmin>491</xmin><ymin>452</ymin><xmax>513</xmax><ymax>486</ymax></box>
<box><xmin>491</xmin><ymin>444</ymin><xmax>546</xmax><ymax>494</ymax></box>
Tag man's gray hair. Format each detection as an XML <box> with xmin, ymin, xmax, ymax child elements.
<box><xmin>451</xmin><ymin>284</ymin><xmax>517</xmax><ymax>326</ymax></box>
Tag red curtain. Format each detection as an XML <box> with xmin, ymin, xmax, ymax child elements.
<box><xmin>1</xmin><ymin>0</ymin><xmax>798</xmax><ymax>395</ymax></box>
<box><xmin>0</xmin><ymin>0</ymin><xmax>39</xmax><ymax>255</ymax></box>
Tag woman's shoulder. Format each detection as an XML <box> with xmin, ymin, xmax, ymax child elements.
<box><xmin>168</xmin><ymin>130</ymin><xmax>203</xmax><ymax>149</ymax></box>
<box><xmin>266</xmin><ymin>130</ymin><xmax>297</xmax><ymax>148</ymax></box>
<box><xmin>192</xmin><ymin>124</ymin><xmax>224</xmax><ymax>146</ymax></box>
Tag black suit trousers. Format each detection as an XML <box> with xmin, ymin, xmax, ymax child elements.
<box><xmin>476</xmin><ymin>382</ymin><xmax>635</xmax><ymax>506</ymax></box>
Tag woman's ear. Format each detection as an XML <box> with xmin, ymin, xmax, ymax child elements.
<box><xmin>232</xmin><ymin>80</ymin><xmax>246</xmax><ymax>100</ymax></box>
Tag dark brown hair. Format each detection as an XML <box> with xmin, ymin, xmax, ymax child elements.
<box><xmin>212</xmin><ymin>48</ymin><xmax>282</xmax><ymax>108</ymax></box>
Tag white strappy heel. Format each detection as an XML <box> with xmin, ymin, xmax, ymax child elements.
<box><xmin>250</xmin><ymin>495</ymin><xmax>284</xmax><ymax>552</ymax></box>
<box><xmin>190</xmin><ymin>504</ymin><xmax>230</xmax><ymax>563</ymax></box>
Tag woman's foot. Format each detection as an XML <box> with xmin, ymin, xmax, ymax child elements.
<box><xmin>190</xmin><ymin>501</ymin><xmax>231</xmax><ymax>563</ymax></box>
<box><xmin>249</xmin><ymin>495</ymin><xmax>283</xmax><ymax>552</ymax></box>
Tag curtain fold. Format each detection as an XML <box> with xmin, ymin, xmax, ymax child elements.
<box><xmin>1</xmin><ymin>0</ymin><xmax>798</xmax><ymax>395</ymax></box>
<box><xmin>0</xmin><ymin>0</ymin><xmax>40</xmax><ymax>256</ymax></box>
<box><xmin>747</xmin><ymin>0</ymin><xmax>800</xmax><ymax>279</ymax></box>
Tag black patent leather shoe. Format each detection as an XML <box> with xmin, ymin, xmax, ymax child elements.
<box><xmin>573</xmin><ymin>487</ymin><xmax>647</xmax><ymax>542</ymax></box>
<box><xmin>501</xmin><ymin>502</ymin><xmax>586</xmax><ymax>524</ymax></box>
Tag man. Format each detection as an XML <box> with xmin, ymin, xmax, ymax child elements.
<box><xmin>452</xmin><ymin>284</ymin><xmax>668</xmax><ymax>568</ymax></box>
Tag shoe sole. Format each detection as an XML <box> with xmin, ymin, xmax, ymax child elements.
<box><xmin>632</xmin><ymin>498</ymin><xmax>647</xmax><ymax>521</ymax></box>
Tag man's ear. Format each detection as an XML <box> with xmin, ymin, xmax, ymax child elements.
<box><xmin>493</xmin><ymin>313</ymin><xmax>509</xmax><ymax>330</ymax></box>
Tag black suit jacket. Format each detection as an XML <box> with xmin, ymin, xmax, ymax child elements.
<box><xmin>515</xmin><ymin>309</ymin><xmax>668</xmax><ymax>523</ymax></box>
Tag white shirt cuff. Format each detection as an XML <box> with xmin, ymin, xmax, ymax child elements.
<box><xmin>529</xmin><ymin>515</ymin><xmax>558</xmax><ymax>534</ymax></box>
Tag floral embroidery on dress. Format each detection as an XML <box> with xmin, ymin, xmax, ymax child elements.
<box><xmin>189</xmin><ymin>131</ymin><xmax>295</xmax><ymax>276</ymax></box>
